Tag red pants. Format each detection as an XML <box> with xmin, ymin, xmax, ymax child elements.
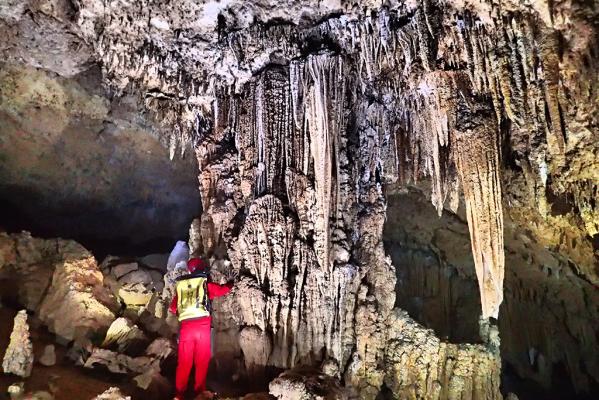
<box><xmin>176</xmin><ymin>318</ymin><xmax>211</xmax><ymax>397</ymax></box>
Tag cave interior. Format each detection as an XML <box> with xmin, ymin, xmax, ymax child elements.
<box><xmin>0</xmin><ymin>1</ymin><xmax>597</xmax><ymax>400</ymax></box>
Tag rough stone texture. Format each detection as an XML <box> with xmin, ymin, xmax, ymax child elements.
<box><xmin>112</xmin><ymin>263</ymin><xmax>139</xmax><ymax>280</ymax></box>
<box><xmin>269</xmin><ymin>368</ymin><xmax>349</xmax><ymax>400</ymax></box>
<box><xmin>92</xmin><ymin>387</ymin><xmax>131</xmax><ymax>400</ymax></box>
<box><xmin>1</xmin><ymin>0</ymin><xmax>598</xmax><ymax>398</ymax></box>
<box><xmin>0</xmin><ymin>231</ymin><xmax>119</xmax><ymax>341</ymax></box>
<box><xmin>0</xmin><ymin>231</ymin><xmax>57</xmax><ymax>310</ymax></box>
<box><xmin>36</xmin><ymin>240</ymin><xmax>117</xmax><ymax>341</ymax></box>
<box><xmin>101</xmin><ymin>317</ymin><xmax>149</xmax><ymax>356</ymax></box>
<box><xmin>383</xmin><ymin>310</ymin><xmax>501</xmax><ymax>400</ymax></box>
<box><xmin>385</xmin><ymin>189</ymin><xmax>599</xmax><ymax>394</ymax></box>
<box><xmin>0</xmin><ymin>63</ymin><xmax>200</xmax><ymax>251</ymax></box>
<box><xmin>7</xmin><ymin>382</ymin><xmax>25</xmax><ymax>400</ymax></box>
<box><xmin>84</xmin><ymin>348</ymin><xmax>155</xmax><ymax>375</ymax></box>
<box><xmin>101</xmin><ymin>257</ymin><xmax>166</xmax><ymax>310</ymax></box>
<box><xmin>2</xmin><ymin>310</ymin><xmax>34</xmax><ymax>378</ymax></box>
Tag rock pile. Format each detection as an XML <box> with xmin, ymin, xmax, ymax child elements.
<box><xmin>92</xmin><ymin>387</ymin><xmax>131</xmax><ymax>400</ymax></box>
<box><xmin>101</xmin><ymin>259</ymin><xmax>165</xmax><ymax>310</ymax></box>
<box><xmin>269</xmin><ymin>368</ymin><xmax>349</xmax><ymax>400</ymax></box>
<box><xmin>0</xmin><ymin>232</ymin><xmax>118</xmax><ymax>341</ymax></box>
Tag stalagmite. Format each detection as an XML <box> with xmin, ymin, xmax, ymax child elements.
<box><xmin>2</xmin><ymin>310</ymin><xmax>34</xmax><ymax>378</ymax></box>
<box><xmin>39</xmin><ymin>345</ymin><xmax>56</xmax><ymax>367</ymax></box>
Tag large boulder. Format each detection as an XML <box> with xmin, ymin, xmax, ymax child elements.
<box><xmin>0</xmin><ymin>231</ymin><xmax>119</xmax><ymax>344</ymax></box>
<box><xmin>0</xmin><ymin>232</ymin><xmax>56</xmax><ymax>310</ymax></box>
<box><xmin>37</xmin><ymin>243</ymin><xmax>117</xmax><ymax>341</ymax></box>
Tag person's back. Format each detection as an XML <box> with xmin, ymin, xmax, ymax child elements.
<box><xmin>169</xmin><ymin>258</ymin><xmax>233</xmax><ymax>400</ymax></box>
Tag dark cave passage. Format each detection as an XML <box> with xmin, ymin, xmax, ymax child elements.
<box><xmin>0</xmin><ymin>196</ymin><xmax>187</xmax><ymax>259</ymax></box>
<box><xmin>383</xmin><ymin>187</ymin><xmax>481</xmax><ymax>344</ymax></box>
<box><xmin>383</xmin><ymin>187</ymin><xmax>599</xmax><ymax>400</ymax></box>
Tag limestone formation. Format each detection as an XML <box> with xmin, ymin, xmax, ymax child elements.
<box><xmin>2</xmin><ymin>310</ymin><xmax>34</xmax><ymax>378</ymax></box>
<box><xmin>385</xmin><ymin>188</ymin><xmax>599</xmax><ymax>393</ymax></box>
<box><xmin>84</xmin><ymin>348</ymin><xmax>155</xmax><ymax>375</ymax></box>
<box><xmin>1</xmin><ymin>0</ymin><xmax>598</xmax><ymax>398</ymax></box>
<box><xmin>269</xmin><ymin>368</ymin><xmax>349</xmax><ymax>400</ymax></box>
<box><xmin>0</xmin><ymin>232</ymin><xmax>62</xmax><ymax>311</ymax></box>
<box><xmin>38</xmin><ymin>345</ymin><xmax>56</xmax><ymax>367</ymax></box>
<box><xmin>383</xmin><ymin>310</ymin><xmax>501</xmax><ymax>400</ymax></box>
<box><xmin>37</xmin><ymin>246</ymin><xmax>116</xmax><ymax>341</ymax></box>
<box><xmin>101</xmin><ymin>257</ymin><xmax>166</xmax><ymax>310</ymax></box>
<box><xmin>7</xmin><ymin>382</ymin><xmax>24</xmax><ymax>400</ymax></box>
<box><xmin>101</xmin><ymin>318</ymin><xmax>148</xmax><ymax>356</ymax></box>
<box><xmin>85</xmin><ymin>337</ymin><xmax>174</xmax><ymax>379</ymax></box>
<box><xmin>92</xmin><ymin>388</ymin><xmax>131</xmax><ymax>400</ymax></box>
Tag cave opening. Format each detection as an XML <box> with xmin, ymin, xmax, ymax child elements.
<box><xmin>383</xmin><ymin>186</ymin><xmax>481</xmax><ymax>344</ymax></box>
<box><xmin>383</xmin><ymin>186</ymin><xmax>599</xmax><ymax>400</ymax></box>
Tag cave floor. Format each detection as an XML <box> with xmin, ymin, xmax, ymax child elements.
<box><xmin>0</xmin><ymin>305</ymin><xmax>264</xmax><ymax>400</ymax></box>
<box><xmin>0</xmin><ymin>307</ymin><xmax>138</xmax><ymax>399</ymax></box>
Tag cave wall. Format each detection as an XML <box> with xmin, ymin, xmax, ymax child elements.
<box><xmin>385</xmin><ymin>188</ymin><xmax>599</xmax><ymax>395</ymax></box>
<box><xmin>0</xmin><ymin>63</ymin><xmax>200</xmax><ymax>254</ymax></box>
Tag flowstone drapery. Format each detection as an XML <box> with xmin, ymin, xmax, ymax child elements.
<box><xmin>191</xmin><ymin>56</ymin><xmax>501</xmax><ymax>398</ymax></box>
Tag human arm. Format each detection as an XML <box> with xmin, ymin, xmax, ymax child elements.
<box><xmin>169</xmin><ymin>294</ymin><xmax>178</xmax><ymax>314</ymax></box>
<box><xmin>207</xmin><ymin>281</ymin><xmax>233</xmax><ymax>300</ymax></box>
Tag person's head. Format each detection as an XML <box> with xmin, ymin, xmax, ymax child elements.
<box><xmin>187</xmin><ymin>257</ymin><xmax>207</xmax><ymax>273</ymax></box>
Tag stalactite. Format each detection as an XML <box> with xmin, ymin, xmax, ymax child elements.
<box><xmin>453</xmin><ymin>92</ymin><xmax>505</xmax><ymax>320</ymax></box>
<box><xmin>395</xmin><ymin>72</ymin><xmax>459</xmax><ymax>215</ymax></box>
<box><xmin>303</xmin><ymin>53</ymin><xmax>346</xmax><ymax>270</ymax></box>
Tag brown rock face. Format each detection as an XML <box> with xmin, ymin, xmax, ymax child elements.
<box><xmin>0</xmin><ymin>64</ymin><xmax>200</xmax><ymax>254</ymax></box>
<box><xmin>0</xmin><ymin>231</ymin><xmax>118</xmax><ymax>341</ymax></box>
<box><xmin>1</xmin><ymin>0</ymin><xmax>598</xmax><ymax>398</ymax></box>
<box><xmin>37</xmin><ymin>244</ymin><xmax>117</xmax><ymax>341</ymax></box>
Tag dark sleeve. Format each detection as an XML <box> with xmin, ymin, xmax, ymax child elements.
<box><xmin>207</xmin><ymin>282</ymin><xmax>233</xmax><ymax>300</ymax></box>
